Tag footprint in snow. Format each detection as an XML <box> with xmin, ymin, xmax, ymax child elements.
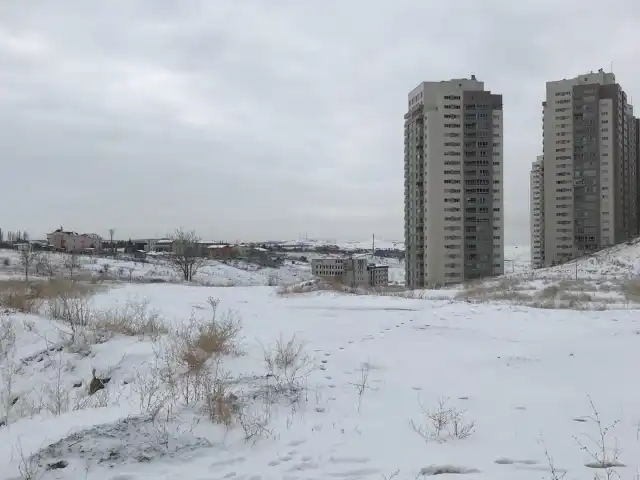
<box><xmin>327</xmin><ymin>468</ymin><xmax>381</xmax><ymax>477</ymax></box>
<box><xmin>210</xmin><ymin>457</ymin><xmax>247</xmax><ymax>470</ymax></box>
<box><xmin>330</xmin><ymin>456</ymin><xmax>370</xmax><ymax>464</ymax></box>
<box><xmin>288</xmin><ymin>439</ymin><xmax>306</xmax><ymax>446</ymax></box>
<box><xmin>494</xmin><ymin>458</ymin><xmax>538</xmax><ymax>466</ymax></box>
<box><xmin>288</xmin><ymin>461</ymin><xmax>318</xmax><ymax>472</ymax></box>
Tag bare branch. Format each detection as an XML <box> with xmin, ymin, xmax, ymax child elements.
<box><xmin>166</xmin><ymin>229</ymin><xmax>207</xmax><ymax>282</ymax></box>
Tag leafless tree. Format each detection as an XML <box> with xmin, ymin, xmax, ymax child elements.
<box><xmin>36</xmin><ymin>252</ymin><xmax>57</xmax><ymax>278</ymax></box>
<box><xmin>166</xmin><ymin>229</ymin><xmax>207</xmax><ymax>281</ymax></box>
<box><xmin>108</xmin><ymin>228</ymin><xmax>115</xmax><ymax>257</ymax></box>
<box><xmin>64</xmin><ymin>252</ymin><xmax>80</xmax><ymax>278</ymax></box>
<box><xmin>19</xmin><ymin>246</ymin><xmax>37</xmax><ymax>281</ymax></box>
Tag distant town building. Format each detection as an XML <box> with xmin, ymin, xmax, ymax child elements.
<box><xmin>47</xmin><ymin>227</ymin><xmax>102</xmax><ymax>253</ymax></box>
<box><xmin>311</xmin><ymin>256</ymin><xmax>389</xmax><ymax>287</ymax></box>
<box><xmin>208</xmin><ymin>244</ymin><xmax>234</xmax><ymax>259</ymax></box>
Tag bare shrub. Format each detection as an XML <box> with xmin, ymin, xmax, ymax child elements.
<box><xmin>409</xmin><ymin>397</ymin><xmax>475</xmax><ymax>443</ymax></box>
<box><xmin>237</xmin><ymin>403</ymin><xmax>274</xmax><ymax>443</ymax></box>
<box><xmin>349</xmin><ymin>363</ymin><xmax>374</xmax><ymax>413</ymax></box>
<box><xmin>173</xmin><ymin>297</ymin><xmax>242</xmax><ymax>372</ymax></box>
<box><xmin>40</xmin><ymin>352</ymin><xmax>70</xmax><ymax>416</ymax></box>
<box><xmin>47</xmin><ymin>293</ymin><xmax>93</xmax><ymax>344</ymax></box>
<box><xmin>261</xmin><ymin>334</ymin><xmax>314</xmax><ymax>400</ymax></box>
<box><xmin>573</xmin><ymin>395</ymin><xmax>625</xmax><ymax>477</ymax></box>
<box><xmin>132</xmin><ymin>367</ymin><xmax>171</xmax><ymax>420</ymax></box>
<box><xmin>15</xmin><ymin>441</ymin><xmax>42</xmax><ymax>480</ymax></box>
<box><xmin>538</xmin><ymin>440</ymin><xmax>566</xmax><ymax>480</ymax></box>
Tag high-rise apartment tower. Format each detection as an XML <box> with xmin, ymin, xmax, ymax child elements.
<box><xmin>530</xmin><ymin>155</ymin><xmax>545</xmax><ymax>268</ymax></box>
<box><xmin>404</xmin><ymin>76</ymin><xmax>504</xmax><ymax>287</ymax></box>
<box><xmin>534</xmin><ymin>70</ymin><xmax>638</xmax><ymax>267</ymax></box>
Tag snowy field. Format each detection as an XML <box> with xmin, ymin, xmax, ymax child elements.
<box><xmin>2</xmin><ymin>281</ymin><xmax>640</xmax><ymax>480</ymax></box>
<box><xmin>0</xmin><ymin>249</ymin><xmax>313</xmax><ymax>286</ymax></box>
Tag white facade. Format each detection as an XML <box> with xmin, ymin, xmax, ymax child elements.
<box><xmin>405</xmin><ymin>77</ymin><xmax>504</xmax><ymax>286</ymax></box>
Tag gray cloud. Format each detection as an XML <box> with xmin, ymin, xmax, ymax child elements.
<box><xmin>1</xmin><ymin>0</ymin><xmax>639</xmax><ymax>244</ymax></box>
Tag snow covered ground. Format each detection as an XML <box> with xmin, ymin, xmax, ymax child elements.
<box><xmin>2</xmin><ymin>281</ymin><xmax>640</xmax><ymax>480</ymax></box>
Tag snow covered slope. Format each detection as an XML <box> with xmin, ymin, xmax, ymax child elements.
<box><xmin>2</xmin><ymin>283</ymin><xmax>640</xmax><ymax>479</ymax></box>
<box><xmin>518</xmin><ymin>237</ymin><xmax>640</xmax><ymax>280</ymax></box>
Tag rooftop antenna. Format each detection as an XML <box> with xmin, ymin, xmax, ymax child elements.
<box><xmin>372</xmin><ymin>233</ymin><xmax>375</xmax><ymax>259</ymax></box>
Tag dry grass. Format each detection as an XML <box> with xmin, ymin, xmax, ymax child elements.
<box><xmin>455</xmin><ymin>277</ymin><xmax>532</xmax><ymax>304</ymax></box>
<box><xmin>93</xmin><ymin>297</ymin><xmax>167</xmax><ymax>339</ymax></box>
<box><xmin>456</xmin><ymin>276</ymin><xmax>621</xmax><ymax>310</ymax></box>
<box><xmin>0</xmin><ymin>279</ymin><xmax>98</xmax><ymax>314</ymax></box>
<box><xmin>277</xmin><ymin>280</ymin><xmax>428</xmax><ymax>299</ymax></box>
<box><xmin>203</xmin><ymin>374</ymin><xmax>238</xmax><ymax>427</ymax></box>
<box><xmin>619</xmin><ymin>278</ymin><xmax>640</xmax><ymax>303</ymax></box>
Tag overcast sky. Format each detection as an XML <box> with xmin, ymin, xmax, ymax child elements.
<box><xmin>1</xmin><ymin>1</ymin><xmax>639</xmax><ymax>244</ymax></box>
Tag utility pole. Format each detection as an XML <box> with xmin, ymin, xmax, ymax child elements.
<box><xmin>372</xmin><ymin>233</ymin><xmax>375</xmax><ymax>257</ymax></box>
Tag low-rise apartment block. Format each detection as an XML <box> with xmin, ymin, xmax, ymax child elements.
<box><xmin>311</xmin><ymin>256</ymin><xmax>389</xmax><ymax>287</ymax></box>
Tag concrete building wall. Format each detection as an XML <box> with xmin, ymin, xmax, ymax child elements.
<box><xmin>530</xmin><ymin>156</ymin><xmax>545</xmax><ymax>268</ymax></box>
<box><xmin>637</xmin><ymin>118</ymin><xmax>640</xmax><ymax>234</ymax></box>
<box><xmin>368</xmin><ymin>266</ymin><xmax>389</xmax><ymax>287</ymax></box>
<box><xmin>311</xmin><ymin>258</ymin><xmax>344</xmax><ymax>279</ymax></box>
<box><xmin>540</xmin><ymin>70</ymin><xmax>636</xmax><ymax>266</ymax></box>
<box><xmin>405</xmin><ymin>77</ymin><xmax>503</xmax><ymax>286</ymax></box>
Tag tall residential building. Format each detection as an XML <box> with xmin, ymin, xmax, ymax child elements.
<box><xmin>404</xmin><ymin>76</ymin><xmax>504</xmax><ymax>287</ymax></box>
<box><xmin>530</xmin><ymin>156</ymin><xmax>544</xmax><ymax>268</ymax></box>
<box><xmin>538</xmin><ymin>70</ymin><xmax>638</xmax><ymax>267</ymax></box>
<box><xmin>636</xmin><ymin>118</ymin><xmax>640</xmax><ymax>234</ymax></box>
